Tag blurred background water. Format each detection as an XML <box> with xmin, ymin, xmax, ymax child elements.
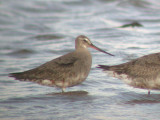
<box><xmin>1</xmin><ymin>0</ymin><xmax>160</xmax><ymax>119</ymax></box>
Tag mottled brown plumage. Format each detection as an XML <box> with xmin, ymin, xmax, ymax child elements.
<box><xmin>10</xmin><ymin>35</ymin><xmax>113</xmax><ymax>92</ymax></box>
<box><xmin>98</xmin><ymin>53</ymin><xmax>160</xmax><ymax>95</ymax></box>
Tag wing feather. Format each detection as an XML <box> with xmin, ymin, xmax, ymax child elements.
<box><xmin>10</xmin><ymin>52</ymin><xmax>78</xmax><ymax>81</ymax></box>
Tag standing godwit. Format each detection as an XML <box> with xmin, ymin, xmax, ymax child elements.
<box><xmin>98</xmin><ymin>53</ymin><xmax>160</xmax><ymax>95</ymax></box>
<box><xmin>10</xmin><ymin>35</ymin><xmax>114</xmax><ymax>92</ymax></box>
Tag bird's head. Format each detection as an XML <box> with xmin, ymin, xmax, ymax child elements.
<box><xmin>75</xmin><ymin>35</ymin><xmax>114</xmax><ymax>56</ymax></box>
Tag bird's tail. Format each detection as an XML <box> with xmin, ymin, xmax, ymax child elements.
<box><xmin>97</xmin><ymin>65</ymin><xmax>111</xmax><ymax>71</ymax></box>
<box><xmin>9</xmin><ymin>72</ymin><xmax>27</xmax><ymax>81</ymax></box>
<box><xmin>97</xmin><ymin>64</ymin><xmax>130</xmax><ymax>80</ymax></box>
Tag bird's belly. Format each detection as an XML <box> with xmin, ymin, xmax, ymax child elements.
<box><xmin>67</xmin><ymin>73</ymin><xmax>87</xmax><ymax>87</ymax></box>
<box><xmin>106</xmin><ymin>71</ymin><xmax>160</xmax><ymax>89</ymax></box>
<box><xmin>123</xmin><ymin>77</ymin><xmax>160</xmax><ymax>90</ymax></box>
<box><xmin>40</xmin><ymin>79</ymin><xmax>55</xmax><ymax>86</ymax></box>
<box><xmin>55</xmin><ymin>58</ymin><xmax>91</xmax><ymax>88</ymax></box>
<box><xmin>146</xmin><ymin>78</ymin><xmax>160</xmax><ymax>90</ymax></box>
<box><xmin>54</xmin><ymin>73</ymin><xmax>87</xmax><ymax>88</ymax></box>
<box><xmin>106</xmin><ymin>71</ymin><xmax>132</xmax><ymax>84</ymax></box>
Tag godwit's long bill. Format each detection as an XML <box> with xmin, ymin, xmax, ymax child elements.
<box><xmin>98</xmin><ymin>53</ymin><xmax>160</xmax><ymax>95</ymax></box>
<box><xmin>10</xmin><ymin>35</ymin><xmax>114</xmax><ymax>92</ymax></box>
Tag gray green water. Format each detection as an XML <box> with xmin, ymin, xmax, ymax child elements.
<box><xmin>1</xmin><ymin>0</ymin><xmax>160</xmax><ymax>119</ymax></box>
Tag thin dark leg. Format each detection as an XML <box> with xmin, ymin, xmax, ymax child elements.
<box><xmin>148</xmin><ymin>90</ymin><xmax>150</xmax><ymax>95</ymax></box>
<box><xmin>62</xmin><ymin>80</ymin><xmax>65</xmax><ymax>93</ymax></box>
<box><xmin>62</xmin><ymin>88</ymin><xmax>65</xmax><ymax>93</ymax></box>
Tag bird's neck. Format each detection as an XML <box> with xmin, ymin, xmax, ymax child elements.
<box><xmin>76</xmin><ymin>47</ymin><xmax>88</xmax><ymax>52</ymax></box>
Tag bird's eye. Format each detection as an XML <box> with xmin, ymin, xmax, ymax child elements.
<box><xmin>84</xmin><ymin>38</ymin><xmax>88</xmax><ymax>42</ymax></box>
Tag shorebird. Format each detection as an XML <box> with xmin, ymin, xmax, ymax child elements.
<box><xmin>10</xmin><ymin>35</ymin><xmax>114</xmax><ymax>92</ymax></box>
<box><xmin>98</xmin><ymin>53</ymin><xmax>160</xmax><ymax>95</ymax></box>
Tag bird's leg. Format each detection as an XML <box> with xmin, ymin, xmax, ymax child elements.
<box><xmin>61</xmin><ymin>80</ymin><xmax>66</xmax><ymax>93</ymax></box>
<box><xmin>148</xmin><ymin>90</ymin><xmax>150</xmax><ymax>95</ymax></box>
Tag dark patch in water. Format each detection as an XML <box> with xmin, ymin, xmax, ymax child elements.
<box><xmin>48</xmin><ymin>49</ymin><xmax>73</xmax><ymax>54</ymax></box>
<box><xmin>126</xmin><ymin>99</ymin><xmax>160</xmax><ymax>104</ymax></box>
<box><xmin>127</xmin><ymin>47</ymin><xmax>142</xmax><ymax>49</ymax></box>
<box><xmin>32</xmin><ymin>34</ymin><xmax>65</xmax><ymax>41</ymax></box>
<box><xmin>121</xmin><ymin>53</ymin><xmax>138</xmax><ymax>61</ymax></box>
<box><xmin>47</xmin><ymin>91</ymin><xmax>88</xmax><ymax>96</ymax></box>
<box><xmin>23</xmin><ymin>23</ymin><xmax>50</xmax><ymax>32</ymax></box>
<box><xmin>120</xmin><ymin>92</ymin><xmax>160</xmax><ymax>105</ymax></box>
<box><xmin>118</xmin><ymin>21</ymin><xmax>143</xmax><ymax>28</ymax></box>
<box><xmin>7</xmin><ymin>49</ymin><xmax>35</xmax><ymax>58</ymax></box>
<box><xmin>0</xmin><ymin>59</ymin><xmax>4</xmax><ymax>62</ymax></box>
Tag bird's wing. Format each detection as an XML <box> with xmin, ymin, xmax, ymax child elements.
<box><xmin>10</xmin><ymin>52</ymin><xmax>78</xmax><ymax>81</ymax></box>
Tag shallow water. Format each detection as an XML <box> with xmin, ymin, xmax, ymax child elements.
<box><xmin>1</xmin><ymin>0</ymin><xmax>160</xmax><ymax>119</ymax></box>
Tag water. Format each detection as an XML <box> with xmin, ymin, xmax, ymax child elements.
<box><xmin>1</xmin><ymin>0</ymin><xmax>160</xmax><ymax>119</ymax></box>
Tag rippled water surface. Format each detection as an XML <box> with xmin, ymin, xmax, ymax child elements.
<box><xmin>1</xmin><ymin>0</ymin><xmax>160</xmax><ymax>119</ymax></box>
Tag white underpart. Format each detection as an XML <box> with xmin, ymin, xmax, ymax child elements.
<box><xmin>147</xmin><ymin>80</ymin><xmax>156</xmax><ymax>88</ymax></box>
<box><xmin>156</xmin><ymin>78</ymin><xmax>160</xmax><ymax>85</ymax></box>
<box><xmin>105</xmin><ymin>71</ymin><xmax>132</xmax><ymax>85</ymax></box>
<box><xmin>151</xmin><ymin>77</ymin><xmax>160</xmax><ymax>87</ymax></box>
<box><xmin>106</xmin><ymin>71</ymin><xmax>160</xmax><ymax>89</ymax></box>
<box><xmin>55</xmin><ymin>74</ymin><xmax>82</xmax><ymax>87</ymax></box>
<box><xmin>42</xmin><ymin>79</ymin><xmax>52</xmax><ymax>85</ymax></box>
<box><xmin>55</xmin><ymin>81</ymin><xmax>69</xmax><ymax>88</ymax></box>
<box><xmin>68</xmin><ymin>73</ymin><xmax>86</xmax><ymax>85</ymax></box>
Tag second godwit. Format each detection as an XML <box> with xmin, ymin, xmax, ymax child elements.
<box><xmin>98</xmin><ymin>52</ymin><xmax>160</xmax><ymax>95</ymax></box>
